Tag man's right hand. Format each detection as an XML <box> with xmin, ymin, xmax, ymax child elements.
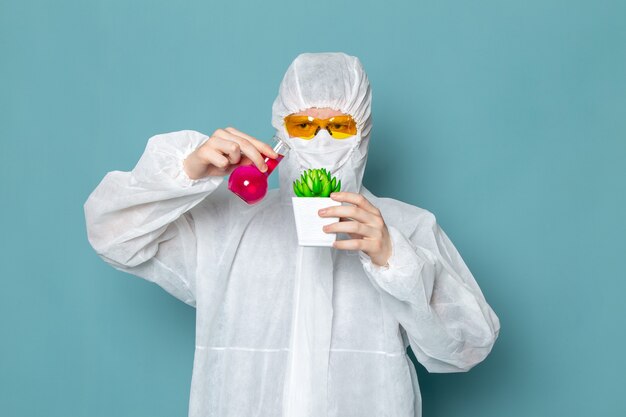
<box><xmin>183</xmin><ymin>127</ymin><xmax>279</xmax><ymax>179</ymax></box>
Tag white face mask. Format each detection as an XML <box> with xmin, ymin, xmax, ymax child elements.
<box><xmin>282</xmin><ymin>125</ymin><xmax>361</xmax><ymax>173</ymax></box>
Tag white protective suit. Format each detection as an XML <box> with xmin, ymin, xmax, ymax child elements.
<box><xmin>84</xmin><ymin>52</ymin><xmax>500</xmax><ymax>417</ymax></box>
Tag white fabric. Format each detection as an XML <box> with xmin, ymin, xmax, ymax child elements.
<box><xmin>282</xmin><ymin>246</ymin><xmax>334</xmax><ymax>416</ymax></box>
<box><xmin>84</xmin><ymin>52</ymin><xmax>500</xmax><ymax>417</ymax></box>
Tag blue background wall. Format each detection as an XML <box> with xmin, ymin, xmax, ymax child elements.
<box><xmin>2</xmin><ymin>0</ymin><xmax>625</xmax><ymax>416</ymax></box>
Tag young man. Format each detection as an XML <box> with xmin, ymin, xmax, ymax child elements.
<box><xmin>84</xmin><ymin>52</ymin><xmax>500</xmax><ymax>417</ymax></box>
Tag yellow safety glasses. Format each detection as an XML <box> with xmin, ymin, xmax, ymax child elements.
<box><xmin>283</xmin><ymin>114</ymin><xmax>357</xmax><ymax>140</ymax></box>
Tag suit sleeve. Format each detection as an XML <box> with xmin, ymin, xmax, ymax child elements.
<box><xmin>358</xmin><ymin>213</ymin><xmax>501</xmax><ymax>372</ymax></box>
<box><xmin>84</xmin><ymin>130</ymin><xmax>224</xmax><ymax>307</ymax></box>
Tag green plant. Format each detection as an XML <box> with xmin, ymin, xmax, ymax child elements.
<box><xmin>292</xmin><ymin>168</ymin><xmax>341</xmax><ymax>197</ymax></box>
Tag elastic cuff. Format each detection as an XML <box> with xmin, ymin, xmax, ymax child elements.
<box><xmin>359</xmin><ymin>226</ymin><xmax>424</xmax><ymax>301</ymax></box>
<box><xmin>358</xmin><ymin>246</ymin><xmax>390</xmax><ymax>271</ymax></box>
<box><xmin>174</xmin><ymin>143</ymin><xmax>223</xmax><ymax>188</ymax></box>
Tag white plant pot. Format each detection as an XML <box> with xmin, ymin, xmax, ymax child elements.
<box><xmin>292</xmin><ymin>197</ymin><xmax>342</xmax><ymax>247</ymax></box>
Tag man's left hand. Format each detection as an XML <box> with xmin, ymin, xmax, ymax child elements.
<box><xmin>319</xmin><ymin>191</ymin><xmax>392</xmax><ymax>268</ymax></box>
